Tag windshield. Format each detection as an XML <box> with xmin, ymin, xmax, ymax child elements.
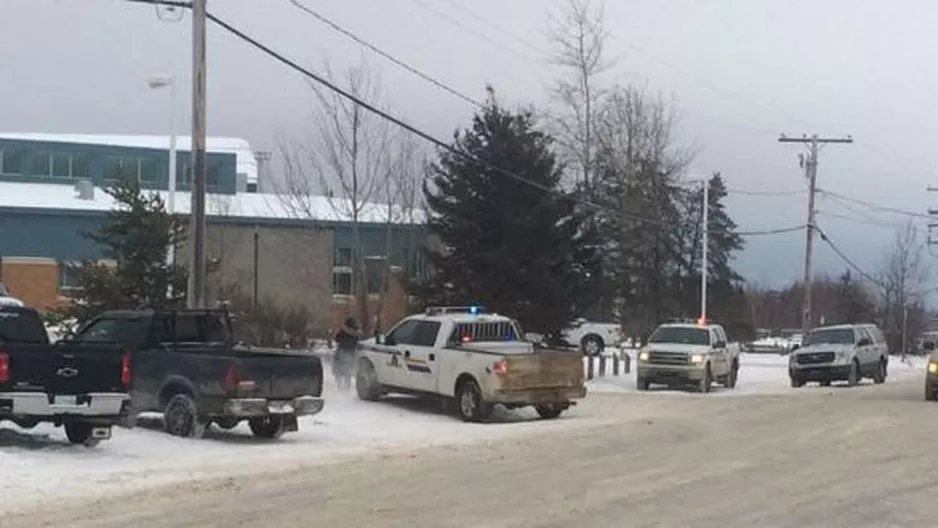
<box><xmin>805</xmin><ymin>328</ymin><xmax>855</xmax><ymax>346</ymax></box>
<box><xmin>648</xmin><ymin>326</ymin><xmax>710</xmax><ymax>346</ymax></box>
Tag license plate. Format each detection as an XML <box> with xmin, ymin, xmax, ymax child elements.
<box><xmin>268</xmin><ymin>402</ymin><xmax>294</xmax><ymax>414</ymax></box>
<box><xmin>55</xmin><ymin>395</ymin><xmax>78</xmax><ymax>406</ymax></box>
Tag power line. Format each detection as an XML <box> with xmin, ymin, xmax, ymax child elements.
<box><xmin>727</xmin><ymin>187</ymin><xmax>805</xmax><ymax>197</ymax></box>
<box><xmin>284</xmin><ymin>0</ymin><xmax>483</xmax><ymax>108</ymax></box>
<box><xmin>127</xmin><ymin>0</ymin><xmax>806</xmax><ymax>240</ymax></box>
<box><xmin>815</xmin><ymin>224</ymin><xmax>884</xmax><ymax>289</ymax></box>
<box><xmin>435</xmin><ymin>0</ymin><xmax>543</xmax><ymax>55</ymax></box>
<box><xmin>817</xmin><ymin>188</ymin><xmax>931</xmax><ymax>221</ymax></box>
<box><xmin>405</xmin><ymin>0</ymin><xmax>537</xmax><ymax>60</ymax></box>
<box><xmin>816</xmin><ymin>210</ymin><xmax>906</xmax><ymax>229</ymax></box>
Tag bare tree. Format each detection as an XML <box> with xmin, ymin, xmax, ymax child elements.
<box><xmin>278</xmin><ymin>59</ymin><xmax>393</xmax><ymax>333</ymax></box>
<box><xmin>546</xmin><ymin>0</ymin><xmax>614</xmax><ymax>193</ymax></box>
<box><xmin>879</xmin><ymin>221</ymin><xmax>929</xmax><ymax>357</ymax></box>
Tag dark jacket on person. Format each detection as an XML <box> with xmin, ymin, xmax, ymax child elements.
<box><xmin>335</xmin><ymin>319</ymin><xmax>361</xmax><ymax>355</ymax></box>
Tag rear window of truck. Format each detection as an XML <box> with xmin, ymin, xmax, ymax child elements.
<box><xmin>0</xmin><ymin>307</ymin><xmax>49</xmax><ymax>344</ymax></box>
<box><xmin>449</xmin><ymin>321</ymin><xmax>520</xmax><ymax>344</ymax></box>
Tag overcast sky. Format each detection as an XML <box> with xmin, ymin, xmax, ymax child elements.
<box><xmin>3</xmin><ymin>0</ymin><xmax>938</xmax><ymax>289</ymax></box>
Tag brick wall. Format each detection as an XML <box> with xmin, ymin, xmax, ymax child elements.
<box><xmin>0</xmin><ymin>257</ymin><xmax>61</xmax><ymax>311</ymax></box>
<box><xmin>329</xmin><ymin>267</ymin><xmax>411</xmax><ymax>338</ymax></box>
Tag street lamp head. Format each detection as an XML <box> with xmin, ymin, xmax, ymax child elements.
<box><xmin>147</xmin><ymin>75</ymin><xmax>175</xmax><ymax>89</ymax></box>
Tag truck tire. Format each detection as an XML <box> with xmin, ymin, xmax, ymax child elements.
<box><xmin>64</xmin><ymin>422</ymin><xmax>100</xmax><ymax>447</ymax></box>
<box><xmin>163</xmin><ymin>393</ymin><xmax>206</xmax><ymax>439</ymax></box>
<box><xmin>846</xmin><ymin>360</ymin><xmax>859</xmax><ymax>387</ymax></box>
<box><xmin>356</xmin><ymin>358</ymin><xmax>383</xmax><ymax>401</ymax></box>
<box><xmin>723</xmin><ymin>364</ymin><xmax>738</xmax><ymax>389</ymax></box>
<box><xmin>927</xmin><ymin>379</ymin><xmax>937</xmax><ymax>401</ymax></box>
<box><xmin>455</xmin><ymin>379</ymin><xmax>492</xmax><ymax>422</ymax></box>
<box><xmin>535</xmin><ymin>404</ymin><xmax>566</xmax><ymax>420</ymax></box>
<box><xmin>581</xmin><ymin>335</ymin><xmax>604</xmax><ymax>357</ymax></box>
<box><xmin>698</xmin><ymin>365</ymin><xmax>712</xmax><ymax>393</ymax></box>
<box><xmin>636</xmin><ymin>376</ymin><xmax>649</xmax><ymax>391</ymax></box>
<box><xmin>790</xmin><ymin>374</ymin><xmax>805</xmax><ymax>388</ymax></box>
<box><xmin>248</xmin><ymin>416</ymin><xmax>286</xmax><ymax>439</ymax></box>
<box><xmin>873</xmin><ymin>359</ymin><xmax>886</xmax><ymax>384</ymax></box>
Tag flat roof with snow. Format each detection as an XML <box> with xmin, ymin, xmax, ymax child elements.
<box><xmin>0</xmin><ymin>181</ymin><xmax>423</xmax><ymax>225</ymax></box>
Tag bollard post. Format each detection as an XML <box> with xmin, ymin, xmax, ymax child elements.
<box><xmin>613</xmin><ymin>354</ymin><xmax>620</xmax><ymax>376</ymax></box>
<box><xmin>624</xmin><ymin>353</ymin><xmax>631</xmax><ymax>374</ymax></box>
<box><xmin>599</xmin><ymin>354</ymin><xmax>607</xmax><ymax>377</ymax></box>
<box><xmin>586</xmin><ymin>354</ymin><xmax>594</xmax><ymax>380</ymax></box>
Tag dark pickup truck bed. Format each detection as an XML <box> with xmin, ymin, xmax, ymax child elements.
<box><xmin>0</xmin><ymin>303</ymin><xmax>131</xmax><ymax>446</ymax></box>
<box><xmin>69</xmin><ymin>309</ymin><xmax>324</xmax><ymax>439</ymax></box>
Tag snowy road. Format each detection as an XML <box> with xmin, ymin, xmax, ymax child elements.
<box><xmin>3</xmin><ymin>356</ymin><xmax>937</xmax><ymax>527</ymax></box>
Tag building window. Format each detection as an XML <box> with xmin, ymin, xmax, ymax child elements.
<box><xmin>103</xmin><ymin>156</ymin><xmax>140</xmax><ymax>183</ymax></box>
<box><xmin>140</xmin><ymin>158</ymin><xmax>161</xmax><ymax>184</ymax></box>
<box><xmin>0</xmin><ymin>149</ymin><xmax>23</xmax><ymax>175</ymax></box>
<box><xmin>71</xmin><ymin>154</ymin><xmax>90</xmax><ymax>179</ymax></box>
<box><xmin>31</xmin><ymin>152</ymin><xmax>52</xmax><ymax>176</ymax></box>
<box><xmin>58</xmin><ymin>261</ymin><xmax>83</xmax><ymax>295</ymax></box>
<box><xmin>365</xmin><ymin>256</ymin><xmax>387</xmax><ymax>294</ymax></box>
<box><xmin>332</xmin><ymin>267</ymin><xmax>352</xmax><ymax>295</ymax></box>
<box><xmin>334</xmin><ymin>247</ymin><xmax>352</xmax><ymax>267</ymax></box>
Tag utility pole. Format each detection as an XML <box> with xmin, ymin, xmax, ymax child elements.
<box><xmin>778</xmin><ymin>134</ymin><xmax>853</xmax><ymax>337</ymax></box>
<box><xmin>187</xmin><ymin>0</ymin><xmax>208</xmax><ymax>309</ymax></box>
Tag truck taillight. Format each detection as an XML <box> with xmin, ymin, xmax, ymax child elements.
<box><xmin>0</xmin><ymin>350</ymin><xmax>8</xmax><ymax>384</ymax></box>
<box><xmin>224</xmin><ymin>364</ymin><xmax>240</xmax><ymax>393</ymax></box>
<box><xmin>493</xmin><ymin>359</ymin><xmax>509</xmax><ymax>377</ymax></box>
<box><xmin>121</xmin><ymin>351</ymin><xmax>132</xmax><ymax>389</ymax></box>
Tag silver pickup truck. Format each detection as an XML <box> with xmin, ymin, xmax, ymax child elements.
<box><xmin>636</xmin><ymin>323</ymin><xmax>739</xmax><ymax>393</ymax></box>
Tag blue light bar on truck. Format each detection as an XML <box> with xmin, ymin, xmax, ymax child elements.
<box><xmin>425</xmin><ymin>306</ymin><xmax>487</xmax><ymax>316</ymax></box>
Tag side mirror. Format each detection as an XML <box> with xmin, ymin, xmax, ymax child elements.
<box><xmin>925</xmin><ymin>341</ymin><xmax>936</xmax><ymax>352</ymax></box>
<box><xmin>791</xmin><ymin>343</ymin><xmax>800</xmax><ymax>352</ymax></box>
<box><xmin>714</xmin><ymin>341</ymin><xmax>726</xmax><ymax>349</ymax></box>
<box><xmin>857</xmin><ymin>338</ymin><xmax>872</xmax><ymax>347</ymax></box>
<box><xmin>383</xmin><ymin>334</ymin><xmax>396</xmax><ymax>347</ymax></box>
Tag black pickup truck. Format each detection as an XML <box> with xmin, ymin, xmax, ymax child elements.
<box><xmin>0</xmin><ymin>303</ymin><xmax>131</xmax><ymax>447</ymax></box>
<box><xmin>66</xmin><ymin>308</ymin><xmax>325</xmax><ymax>439</ymax></box>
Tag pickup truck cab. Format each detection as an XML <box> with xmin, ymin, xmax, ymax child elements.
<box><xmin>0</xmin><ymin>302</ymin><xmax>131</xmax><ymax>446</ymax></box>
<box><xmin>561</xmin><ymin>319</ymin><xmax>623</xmax><ymax>356</ymax></box>
<box><xmin>789</xmin><ymin>324</ymin><xmax>887</xmax><ymax>387</ymax></box>
<box><xmin>68</xmin><ymin>309</ymin><xmax>325</xmax><ymax>439</ymax></box>
<box><xmin>636</xmin><ymin>322</ymin><xmax>739</xmax><ymax>393</ymax></box>
<box><xmin>357</xmin><ymin>306</ymin><xmax>587</xmax><ymax>422</ymax></box>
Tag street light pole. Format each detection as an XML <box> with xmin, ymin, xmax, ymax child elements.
<box><xmin>700</xmin><ymin>177</ymin><xmax>709</xmax><ymax>324</ymax></box>
<box><xmin>147</xmin><ymin>74</ymin><xmax>179</xmax><ymax>279</ymax></box>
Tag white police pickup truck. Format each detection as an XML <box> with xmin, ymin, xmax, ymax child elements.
<box><xmin>356</xmin><ymin>307</ymin><xmax>587</xmax><ymax>422</ymax></box>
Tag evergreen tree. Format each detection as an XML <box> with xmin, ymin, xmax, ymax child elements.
<box><xmin>56</xmin><ymin>179</ymin><xmax>187</xmax><ymax>326</ymax></box>
<box><xmin>421</xmin><ymin>97</ymin><xmax>601</xmax><ymax>339</ymax></box>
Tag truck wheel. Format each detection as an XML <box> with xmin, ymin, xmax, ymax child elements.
<box><xmin>356</xmin><ymin>358</ymin><xmax>383</xmax><ymax>401</ymax></box>
<box><xmin>248</xmin><ymin>416</ymin><xmax>286</xmax><ymax>439</ymax></box>
<box><xmin>535</xmin><ymin>404</ymin><xmax>566</xmax><ymax>420</ymax></box>
<box><xmin>723</xmin><ymin>364</ymin><xmax>738</xmax><ymax>389</ymax></box>
<box><xmin>927</xmin><ymin>379</ymin><xmax>937</xmax><ymax>401</ymax></box>
<box><xmin>790</xmin><ymin>375</ymin><xmax>805</xmax><ymax>388</ymax></box>
<box><xmin>581</xmin><ymin>335</ymin><xmax>604</xmax><ymax>357</ymax></box>
<box><xmin>698</xmin><ymin>365</ymin><xmax>712</xmax><ymax>393</ymax></box>
<box><xmin>64</xmin><ymin>422</ymin><xmax>99</xmax><ymax>447</ymax></box>
<box><xmin>455</xmin><ymin>379</ymin><xmax>492</xmax><ymax>422</ymax></box>
<box><xmin>846</xmin><ymin>361</ymin><xmax>859</xmax><ymax>387</ymax></box>
<box><xmin>873</xmin><ymin>360</ymin><xmax>886</xmax><ymax>384</ymax></box>
<box><xmin>636</xmin><ymin>376</ymin><xmax>649</xmax><ymax>391</ymax></box>
<box><xmin>164</xmin><ymin>393</ymin><xmax>206</xmax><ymax>439</ymax></box>
<box><xmin>214</xmin><ymin>417</ymin><xmax>240</xmax><ymax>430</ymax></box>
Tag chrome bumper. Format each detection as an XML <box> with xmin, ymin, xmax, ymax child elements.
<box><xmin>0</xmin><ymin>392</ymin><xmax>130</xmax><ymax>417</ymax></box>
<box><xmin>222</xmin><ymin>395</ymin><xmax>324</xmax><ymax>417</ymax></box>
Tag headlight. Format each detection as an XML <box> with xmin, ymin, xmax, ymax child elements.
<box><xmin>691</xmin><ymin>353</ymin><xmax>705</xmax><ymax>364</ymax></box>
<box><xmin>638</xmin><ymin>350</ymin><xmax>650</xmax><ymax>361</ymax></box>
<box><xmin>928</xmin><ymin>362</ymin><xmax>938</xmax><ymax>375</ymax></box>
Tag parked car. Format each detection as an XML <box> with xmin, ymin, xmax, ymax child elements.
<box><xmin>65</xmin><ymin>308</ymin><xmax>325</xmax><ymax>439</ymax></box>
<box><xmin>788</xmin><ymin>324</ymin><xmax>888</xmax><ymax>388</ymax></box>
<box><xmin>0</xmin><ymin>282</ymin><xmax>25</xmax><ymax>307</ymax></box>
<box><xmin>636</xmin><ymin>322</ymin><xmax>739</xmax><ymax>393</ymax></box>
<box><xmin>0</xmin><ymin>303</ymin><xmax>131</xmax><ymax>446</ymax></box>
<box><xmin>357</xmin><ymin>306</ymin><xmax>587</xmax><ymax>422</ymax></box>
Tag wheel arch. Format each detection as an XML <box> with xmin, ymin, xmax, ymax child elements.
<box><xmin>158</xmin><ymin>376</ymin><xmax>198</xmax><ymax>409</ymax></box>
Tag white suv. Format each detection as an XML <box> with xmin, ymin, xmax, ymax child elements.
<box><xmin>789</xmin><ymin>324</ymin><xmax>888</xmax><ymax>387</ymax></box>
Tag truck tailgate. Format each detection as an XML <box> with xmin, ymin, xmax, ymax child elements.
<box><xmin>502</xmin><ymin>350</ymin><xmax>584</xmax><ymax>391</ymax></box>
<box><xmin>4</xmin><ymin>343</ymin><xmax>126</xmax><ymax>394</ymax></box>
<box><xmin>235</xmin><ymin>348</ymin><xmax>322</xmax><ymax>399</ymax></box>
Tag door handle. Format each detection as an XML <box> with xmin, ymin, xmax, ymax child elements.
<box><xmin>404</xmin><ymin>350</ymin><xmax>411</xmax><ymax>358</ymax></box>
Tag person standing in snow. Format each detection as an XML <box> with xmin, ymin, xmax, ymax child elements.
<box><xmin>333</xmin><ymin>316</ymin><xmax>361</xmax><ymax>391</ymax></box>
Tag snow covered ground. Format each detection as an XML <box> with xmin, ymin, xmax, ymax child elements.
<box><xmin>0</xmin><ymin>349</ymin><xmax>928</xmax><ymax>513</ymax></box>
